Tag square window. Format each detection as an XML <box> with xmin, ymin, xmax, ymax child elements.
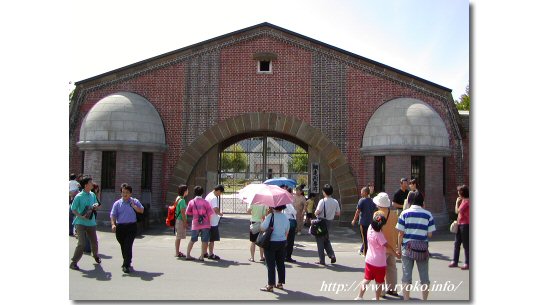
<box><xmin>258</xmin><ymin>60</ymin><xmax>272</xmax><ymax>73</ymax></box>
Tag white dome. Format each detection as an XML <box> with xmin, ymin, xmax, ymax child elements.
<box><xmin>361</xmin><ymin>98</ymin><xmax>450</xmax><ymax>155</ymax></box>
<box><xmin>77</xmin><ymin>92</ymin><xmax>166</xmax><ymax>152</ymax></box>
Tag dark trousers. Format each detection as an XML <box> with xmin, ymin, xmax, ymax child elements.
<box><xmin>315</xmin><ymin>220</ymin><xmax>335</xmax><ymax>264</ymax></box>
<box><xmin>359</xmin><ymin>224</ymin><xmax>369</xmax><ymax>255</ymax></box>
<box><xmin>286</xmin><ymin>219</ymin><xmax>297</xmax><ymax>259</ymax></box>
<box><xmin>453</xmin><ymin>224</ymin><xmax>469</xmax><ymax>265</ymax></box>
<box><xmin>115</xmin><ymin>223</ymin><xmax>138</xmax><ymax>267</ymax></box>
<box><xmin>265</xmin><ymin>241</ymin><xmax>286</xmax><ymax>286</ymax></box>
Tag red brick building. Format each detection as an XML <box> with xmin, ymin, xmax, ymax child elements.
<box><xmin>69</xmin><ymin>23</ymin><xmax>469</xmax><ymax>227</ymax></box>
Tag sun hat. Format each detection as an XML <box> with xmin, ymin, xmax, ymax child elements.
<box><xmin>373</xmin><ymin>192</ymin><xmax>391</xmax><ymax>208</ymax></box>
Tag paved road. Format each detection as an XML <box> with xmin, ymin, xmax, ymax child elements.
<box><xmin>69</xmin><ymin>215</ymin><xmax>470</xmax><ymax>300</ymax></box>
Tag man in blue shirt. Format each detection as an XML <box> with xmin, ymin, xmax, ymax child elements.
<box><xmin>351</xmin><ymin>187</ymin><xmax>378</xmax><ymax>255</ymax></box>
<box><xmin>110</xmin><ymin>183</ymin><xmax>144</xmax><ymax>273</ymax></box>
<box><xmin>70</xmin><ymin>176</ymin><xmax>101</xmax><ymax>270</ymax></box>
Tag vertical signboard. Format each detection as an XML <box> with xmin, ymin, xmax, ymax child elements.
<box><xmin>310</xmin><ymin>163</ymin><xmax>320</xmax><ymax>194</ymax></box>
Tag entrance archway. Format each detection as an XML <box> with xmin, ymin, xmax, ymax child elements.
<box><xmin>166</xmin><ymin>112</ymin><xmax>358</xmax><ymax>224</ymax></box>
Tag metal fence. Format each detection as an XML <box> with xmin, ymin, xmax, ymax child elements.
<box><xmin>220</xmin><ymin>194</ymin><xmax>248</xmax><ymax>214</ymax></box>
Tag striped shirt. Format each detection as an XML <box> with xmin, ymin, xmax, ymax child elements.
<box><xmin>395</xmin><ymin>205</ymin><xmax>436</xmax><ymax>245</ymax></box>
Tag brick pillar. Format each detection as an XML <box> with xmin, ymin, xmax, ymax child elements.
<box><xmin>385</xmin><ymin>155</ymin><xmax>411</xmax><ymax>200</ymax></box>
<box><xmin>83</xmin><ymin>150</ymin><xmax>102</xmax><ymax>185</ymax></box>
<box><xmin>116</xmin><ymin>151</ymin><xmax>142</xmax><ymax>199</ymax></box>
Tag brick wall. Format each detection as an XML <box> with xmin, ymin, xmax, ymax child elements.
<box><xmin>219</xmin><ymin>35</ymin><xmax>312</xmax><ymax>122</ymax></box>
<box><xmin>70</xmin><ymin>27</ymin><xmax>466</xmax><ymax>226</ymax></box>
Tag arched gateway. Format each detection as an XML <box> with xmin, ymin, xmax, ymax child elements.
<box><xmin>166</xmin><ymin>112</ymin><xmax>359</xmax><ymax>224</ymax></box>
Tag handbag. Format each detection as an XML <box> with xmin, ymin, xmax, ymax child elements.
<box><xmin>309</xmin><ymin>199</ymin><xmax>328</xmax><ymax>237</ymax></box>
<box><xmin>250</xmin><ymin>222</ymin><xmax>261</xmax><ymax>234</ymax></box>
<box><xmin>405</xmin><ymin>240</ymin><xmax>429</xmax><ymax>261</ymax></box>
<box><xmin>255</xmin><ymin>214</ymin><xmax>274</xmax><ymax>249</ymax></box>
<box><xmin>450</xmin><ymin>220</ymin><xmax>458</xmax><ymax>233</ymax></box>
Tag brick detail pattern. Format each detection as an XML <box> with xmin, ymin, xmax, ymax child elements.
<box><xmin>182</xmin><ymin>50</ymin><xmax>220</xmax><ymax>150</ymax></box>
<box><xmin>311</xmin><ymin>53</ymin><xmax>348</xmax><ymax>154</ymax></box>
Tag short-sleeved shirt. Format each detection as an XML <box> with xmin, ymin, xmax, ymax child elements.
<box><xmin>357</xmin><ymin>197</ymin><xmax>378</xmax><ymax>226</ymax></box>
<box><xmin>248</xmin><ymin>203</ymin><xmax>267</xmax><ymax>222</ymax></box>
<box><xmin>305</xmin><ymin>199</ymin><xmax>315</xmax><ymax>213</ymax></box>
<box><xmin>186</xmin><ymin>197</ymin><xmax>215</xmax><ymax>230</ymax></box>
<box><xmin>365</xmin><ymin>226</ymin><xmax>388</xmax><ymax>267</ymax></box>
<box><xmin>315</xmin><ymin>197</ymin><xmax>340</xmax><ymax>220</ymax></box>
<box><xmin>71</xmin><ymin>190</ymin><xmax>98</xmax><ymax>226</ymax></box>
<box><xmin>457</xmin><ymin>198</ymin><xmax>470</xmax><ymax>225</ymax></box>
<box><xmin>261</xmin><ymin>212</ymin><xmax>290</xmax><ymax>241</ymax></box>
<box><xmin>69</xmin><ymin>180</ymin><xmax>80</xmax><ymax>193</ymax></box>
<box><xmin>110</xmin><ymin>197</ymin><xmax>144</xmax><ymax>224</ymax></box>
<box><xmin>174</xmin><ymin>196</ymin><xmax>187</xmax><ymax>221</ymax></box>
<box><xmin>284</xmin><ymin>203</ymin><xmax>297</xmax><ymax>220</ymax></box>
<box><xmin>393</xmin><ymin>189</ymin><xmax>409</xmax><ymax>206</ymax></box>
<box><xmin>396</xmin><ymin>205</ymin><xmax>436</xmax><ymax>246</ymax></box>
<box><xmin>205</xmin><ymin>192</ymin><xmax>220</xmax><ymax>227</ymax></box>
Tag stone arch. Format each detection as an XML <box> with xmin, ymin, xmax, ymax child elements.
<box><xmin>166</xmin><ymin>112</ymin><xmax>358</xmax><ymax>223</ymax></box>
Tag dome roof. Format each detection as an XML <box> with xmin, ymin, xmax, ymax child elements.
<box><xmin>361</xmin><ymin>98</ymin><xmax>450</xmax><ymax>155</ymax></box>
<box><xmin>77</xmin><ymin>92</ymin><xmax>166</xmax><ymax>152</ymax></box>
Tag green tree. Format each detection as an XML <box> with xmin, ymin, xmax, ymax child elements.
<box><xmin>289</xmin><ymin>147</ymin><xmax>308</xmax><ymax>172</ymax></box>
<box><xmin>221</xmin><ymin>144</ymin><xmax>248</xmax><ymax>172</ymax></box>
<box><xmin>455</xmin><ymin>84</ymin><xmax>470</xmax><ymax>111</ymax></box>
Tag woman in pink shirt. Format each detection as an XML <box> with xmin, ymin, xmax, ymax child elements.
<box><xmin>355</xmin><ymin>214</ymin><xmax>399</xmax><ymax>300</ymax></box>
<box><xmin>449</xmin><ymin>185</ymin><xmax>470</xmax><ymax>270</ymax></box>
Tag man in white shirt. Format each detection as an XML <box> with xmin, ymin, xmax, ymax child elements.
<box><xmin>283</xmin><ymin>201</ymin><xmax>298</xmax><ymax>263</ymax></box>
<box><xmin>205</xmin><ymin>185</ymin><xmax>225</xmax><ymax>260</ymax></box>
<box><xmin>314</xmin><ymin>184</ymin><xmax>341</xmax><ymax>265</ymax></box>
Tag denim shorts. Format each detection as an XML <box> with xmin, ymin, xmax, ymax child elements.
<box><xmin>191</xmin><ymin>228</ymin><xmax>210</xmax><ymax>243</ymax></box>
<box><xmin>401</xmin><ymin>254</ymin><xmax>430</xmax><ymax>285</ymax></box>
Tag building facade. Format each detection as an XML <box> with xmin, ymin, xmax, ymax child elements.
<box><xmin>69</xmin><ymin>23</ymin><xmax>469</xmax><ymax>227</ymax></box>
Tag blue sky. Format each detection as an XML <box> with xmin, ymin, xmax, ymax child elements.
<box><xmin>69</xmin><ymin>0</ymin><xmax>469</xmax><ymax>100</ymax></box>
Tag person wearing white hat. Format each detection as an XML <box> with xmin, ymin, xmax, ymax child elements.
<box><xmin>373</xmin><ymin>192</ymin><xmax>400</xmax><ymax>297</ymax></box>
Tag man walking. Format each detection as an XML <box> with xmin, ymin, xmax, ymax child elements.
<box><xmin>205</xmin><ymin>184</ymin><xmax>225</xmax><ymax>260</ymax></box>
<box><xmin>314</xmin><ymin>184</ymin><xmax>341</xmax><ymax>265</ymax></box>
<box><xmin>69</xmin><ymin>176</ymin><xmax>101</xmax><ymax>270</ymax></box>
<box><xmin>110</xmin><ymin>183</ymin><xmax>144</xmax><ymax>273</ymax></box>
<box><xmin>351</xmin><ymin>187</ymin><xmax>378</xmax><ymax>255</ymax></box>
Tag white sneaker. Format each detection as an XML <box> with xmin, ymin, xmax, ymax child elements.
<box><xmin>354</xmin><ymin>296</ymin><xmax>364</xmax><ymax>300</ymax></box>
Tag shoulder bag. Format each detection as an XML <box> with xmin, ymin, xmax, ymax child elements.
<box><xmin>309</xmin><ymin>200</ymin><xmax>328</xmax><ymax>237</ymax></box>
<box><xmin>255</xmin><ymin>213</ymin><xmax>274</xmax><ymax>249</ymax></box>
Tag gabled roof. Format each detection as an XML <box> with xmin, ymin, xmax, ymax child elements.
<box><xmin>75</xmin><ymin>22</ymin><xmax>451</xmax><ymax>93</ymax></box>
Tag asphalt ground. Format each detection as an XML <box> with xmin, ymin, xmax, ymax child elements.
<box><xmin>69</xmin><ymin>214</ymin><xmax>470</xmax><ymax>301</ymax></box>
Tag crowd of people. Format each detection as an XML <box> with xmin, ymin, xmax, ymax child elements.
<box><xmin>69</xmin><ymin>173</ymin><xmax>470</xmax><ymax>300</ymax></box>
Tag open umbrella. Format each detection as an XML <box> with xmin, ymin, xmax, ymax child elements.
<box><xmin>263</xmin><ymin>177</ymin><xmax>297</xmax><ymax>189</ymax></box>
<box><xmin>238</xmin><ymin>183</ymin><xmax>294</xmax><ymax>208</ymax></box>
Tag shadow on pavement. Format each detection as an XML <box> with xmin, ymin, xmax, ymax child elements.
<box><xmin>80</xmin><ymin>264</ymin><xmax>112</xmax><ymax>281</ymax></box>
<box><xmin>273</xmin><ymin>289</ymin><xmax>333</xmax><ymax>301</ymax></box>
<box><xmin>429</xmin><ymin>252</ymin><xmax>452</xmax><ymax>261</ymax></box>
<box><xmin>200</xmin><ymin>258</ymin><xmax>251</xmax><ymax>268</ymax></box>
<box><xmin>122</xmin><ymin>269</ymin><xmax>164</xmax><ymax>281</ymax></box>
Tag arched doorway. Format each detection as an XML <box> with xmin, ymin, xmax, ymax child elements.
<box><xmin>219</xmin><ymin>132</ymin><xmax>309</xmax><ymax>213</ymax></box>
<box><xmin>167</xmin><ymin>113</ymin><xmax>358</xmax><ymax>224</ymax></box>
